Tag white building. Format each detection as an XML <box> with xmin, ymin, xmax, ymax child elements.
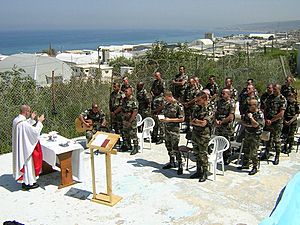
<box><xmin>0</xmin><ymin>53</ymin><xmax>73</xmax><ymax>87</ymax></box>
<box><xmin>73</xmin><ymin>64</ymin><xmax>113</xmax><ymax>82</ymax></box>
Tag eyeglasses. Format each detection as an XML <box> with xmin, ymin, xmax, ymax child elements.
<box><xmin>248</xmin><ymin>104</ymin><xmax>256</xmax><ymax>106</ymax></box>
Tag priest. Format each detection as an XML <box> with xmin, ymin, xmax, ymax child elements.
<box><xmin>12</xmin><ymin>105</ymin><xmax>45</xmax><ymax>190</ymax></box>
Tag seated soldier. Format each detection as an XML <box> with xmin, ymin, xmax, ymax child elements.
<box><xmin>79</xmin><ymin>102</ymin><xmax>107</xmax><ymax>142</ymax></box>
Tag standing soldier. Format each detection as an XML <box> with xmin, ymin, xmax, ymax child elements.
<box><xmin>109</xmin><ymin>82</ymin><xmax>123</xmax><ymax>134</ymax></box>
<box><xmin>160</xmin><ymin>91</ymin><xmax>185</xmax><ymax>175</ymax></box>
<box><xmin>238</xmin><ymin>99</ymin><xmax>265</xmax><ymax>175</ymax></box>
<box><xmin>282</xmin><ymin>93</ymin><xmax>299</xmax><ymax>154</ymax></box>
<box><xmin>151</xmin><ymin>93</ymin><xmax>165</xmax><ymax>144</ymax></box>
<box><xmin>190</xmin><ymin>91</ymin><xmax>214</xmax><ymax>182</ymax></box>
<box><xmin>239</xmin><ymin>84</ymin><xmax>260</xmax><ymax>118</ymax></box>
<box><xmin>223</xmin><ymin>77</ymin><xmax>238</xmax><ymax>103</ymax></box>
<box><xmin>136</xmin><ymin>82</ymin><xmax>151</xmax><ymax>119</ymax></box>
<box><xmin>182</xmin><ymin>77</ymin><xmax>200</xmax><ymax>133</ymax></box>
<box><xmin>205</xmin><ymin>75</ymin><xmax>219</xmax><ymax>103</ymax></box>
<box><xmin>172</xmin><ymin>66</ymin><xmax>188</xmax><ymax>101</ymax></box>
<box><xmin>281</xmin><ymin>76</ymin><xmax>297</xmax><ymax>98</ymax></box>
<box><xmin>263</xmin><ymin>84</ymin><xmax>287</xmax><ymax>165</ymax></box>
<box><xmin>214</xmin><ymin>89</ymin><xmax>235</xmax><ymax>165</ymax></box>
<box><xmin>121</xmin><ymin>76</ymin><xmax>132</xmax><ymax>93</ymax></box>
<box><xmin>151</xmin><ymin>71</ymin><xmax>165</xmax><ymax>99</ymax></box>
<box><xmin>151</xmin><ymin>71</ymin><xmax>166</xmax><ymax>144</ymax></box>
<box><xmin>260</xmin><ymin>83</ymin><xmax>273</xmax><ymax>111</ymax></box>
<box><xmin>115</xmin><ymin>87</ymin><xmax>139</xmax><ymax>155</ymax></box>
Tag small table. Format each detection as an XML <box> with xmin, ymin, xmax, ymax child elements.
<box><xmin>40</xmin><ymin>133</ymin><xmax>85</xmax><ymax>188</ymax></box>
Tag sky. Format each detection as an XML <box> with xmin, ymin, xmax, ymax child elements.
<box><xmin>1</xmin><ymin>0</ymin><xmax>300</xmax><ymax>30</ymax></box>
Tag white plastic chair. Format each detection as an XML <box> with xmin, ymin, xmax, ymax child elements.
<box><xmin>137</xmin><ymin>117</ymin><xmax>155</xmax><ymax>152</ymax></box>
<box><xmin>136</xmin><ymin>113</ymin><xmax>143</xmax><ymax>127</ymax></box>
<box><xmin>208</xmin><ymin>136</ymin><xmax>230</xmax><ymax>181</ymax></box>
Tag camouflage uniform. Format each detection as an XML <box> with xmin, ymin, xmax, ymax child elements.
<box><xmin>136</xmin><ymin>88</ymin><xmax>151</xmax><ymax>119</ymax></box>
<box><xmin>191</xmin><ymin>104</ymin><xmax>213</xmax><ymax>172</ymax></box>
<box><xmin>151</xmin><ymin>78</ymin><xmax>165</xmax><ymax>98</ymax></box>
<box><xmin>242</xmin><ymin>110</ymin><xmax>265</xmax><ymax>167</ymax></box>
<box><xmin>264</xmin><ymin>94</ymin><xmax>287</xmax><ymax>156</ymax></box>
<box><xmin>163</xmin><ymin>100</ymin><xmax>184</xmax><ymax>163</ymax></box>
<box><xmin>172</xmin><ymin>74</ymin><xmax>188</xmax><ymax>101</ymax></box>
<box><xmin>260</xmin><ymin>91</ymin><xmax>271</xmax><ymax>111</ymax></box>
<box><xmin>282</xmin><ymin>99</ymin><xmax>300</xmax><ymax>150</ymax></box>
<box><xmin>121</xmin><ymin>95</ymin><xmax>139</xmax><ymax>149</ymax></box>
<box><xmin>205</xmin><ymin>82</ymin><xmax>219</xmax><ymax>97</ymax></box>
<box><xmin>81</xmin><ymin>109</ymin><xmax>106</xmax><ymax>141</ymax></box>
<box><xmin>281</xmin><ymin>84</ymin><xmax>297</xmax><ymax>98</ymax></box>
<box><xmin>214</xmin><ymin>98</ymin><xmax>235</xmax><ymax>161</ymax></box>
<box><xmin>240</xmin><ymin>95</ymin><xmax>261</xmax><ymax>118</ymax></box>
<box><xmin>229</xmin><ymin>87</ymin><xmax>238</xmax><ymax>103</ymax></box>
<box><xmin>109</xmin><ymin>90</ymin><xmax>123</xmax><ymax>134</ymax></box>
<box><xmin>183</xmin><ymin>85</ymin><xmax>200</xmax><ymax>131</ymax></box>
<box><xmin>151</xmin><ymin>95</ymin><xmax>165</xmax><ymax>142</ymax></box>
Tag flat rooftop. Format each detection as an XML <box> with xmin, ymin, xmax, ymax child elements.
<box><xmin>1</xmin><ymin>134</ymin><xmax>299</xmax><ymax>225</ymax></box>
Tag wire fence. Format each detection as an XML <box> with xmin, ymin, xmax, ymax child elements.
<box><xmin>0</xmin><ymin>50</ymin><xmax>290</xmax><ymax>154</ymax></box>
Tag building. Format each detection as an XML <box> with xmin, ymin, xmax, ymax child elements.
<box><xmin>0</xmin><ymin>53</ymin><xmax>73</xmax><ymax>87</ymax></box>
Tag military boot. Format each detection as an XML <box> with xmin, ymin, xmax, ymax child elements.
<box><xmin>190</xmin><ymin>162</ymin><xmax>202</xmax><ymax>179</ymax></box>
<box><xmin>130</xmin><ymin>145</ymin><xmax>139</xmax><ymax>155</ymax></box>
<box><xmin>162</xmin><ymin>156</ymin><xmax>176</xmax><ymax>169</ymax></box>
<box><xmin>260</xmin><ymin>149</ymin><xmax>270</xmax><ymax>160</ymax></box>
<box><xmin>248</xmin><ymin>166</ymin><xmax>258</xmax><ymax>175</ymax></box>
<box><xmin>273</xmin><ymin>154</ymin><xmax>280</xmax><ymax>165</ymax></box>
<box><xmin>199</xmin><ymin>167</ymin><xmax>207</xmax><ymax>182</ymax></box>
<box><xmin>177</xmin><ymin>162</ymin><xmax>183</xmax><ymax>175</ymax></box>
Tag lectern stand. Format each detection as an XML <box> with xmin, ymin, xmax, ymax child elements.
<box><xmin>87</xmin><ymin>131</ymin><xmax>122</xmax><ymax>206</ymax></box>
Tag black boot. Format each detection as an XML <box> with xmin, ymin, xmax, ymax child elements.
<box><xmin>248</xmin><ymin>166</ymin><xmax>258</xmax><ymax>175</ymax></box>
<box><xmin>177</xmin><ymin>162</ymin><xmax>183</xmax><ymax>175</ymax></box>
<box><xmin>282</xmin><ymin>144</ymin><xmax>288</xmax><ymax>154</ymax></box>
<box><xmin>199</xmin><ymin>167</ymin><xmax>207</xmax><ymax>182</ymax></box>
<box><xmin>156</xmin><ymin>139</ymin><xmax>164</xmax><ymax>145</ymax></box>
<box><xmin>162</xmin><ymin>156</ymin><xmax>176</xmax><ymax>169</ymax></box>
<box><xmin>273</xmin><ymin>154</ymin><xmax>279</xmax><ymax>165</ymax></box>
<box><xmin>130</xmin><ymin>145</ymin><xmax>139</xmax><ymax>155</ymax></box>
<box><xmin>260</xmin><ymin>150</ymin><xmax>270</xmax><ymax>160</ymax></box>
<box><xmin>237</xmin><ymin>160</ymin><xmax>249</xmax><ymax>170</ymax></box>
<box><xmin>190</xmin><ymin>162</ymin><xmax>201</xmax><ymax>179</ymax></box>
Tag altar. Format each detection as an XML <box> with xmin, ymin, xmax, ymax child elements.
<box><xmin>40</xmin><ymin>133</ymin><xmax>85</xmax><ymax>188</ymax></box>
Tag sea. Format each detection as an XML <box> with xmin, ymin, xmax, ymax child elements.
<box><xmin>0</xmin><ymin>29</ymin><xmax>249</xmax><ymax>55</ymax></box>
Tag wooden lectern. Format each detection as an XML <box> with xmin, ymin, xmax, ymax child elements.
<box><xmin>87</xmin><ymin>131</ymin><xmax>122</xmax><ymax>206</ymax></box>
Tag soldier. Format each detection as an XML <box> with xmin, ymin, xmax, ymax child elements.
<box><xmin>281</xmin><ymin>76</ymin><xmax>297</xmax><ymax>98</ymax></box>
<box><xmin>204</xmin><ymin>75</ymin><xmax>219</xmax><ymax>102</ymax></box>
<box><xmin>194</xmin><ymin>76</ymin><xmax>203</xmax><ymax>91</ymax></box>
<box><xmin>121</xmin><ymin>76</ymin><xmax>133</xmax><ymax>93</ymax></box>
<box><xmin>260</xmin><ymin>83</ymin><xmax>273</xmax><ymax>111</ymax></box>
<box><xmin>151</xmin><ymin>93</ymin><xmax>165</xmax><ymax>144</ymax></box>
<box><xmin>160</xmin><ymin>91</ymin><xmax>185</xmax><ymax>175</ymax></box>
<box><xmin>171</xmin><ymin>66</ymin><xmax>188</xmax><ymax>101</ymax></box>
<box><xmin>282</xmin><ymin>93</ymin><xmax>299</xmax><ymax>154</ymax></box>
<box><xmin>79</xmin><ymin>102</ymin><xmax>107</xmax><ymax>142</ymax></box>
<box><xmin>214</xmin><ymin>89</ymin><xmax>235</xmax><ymax>165</ymax></box>
<box><xmin>114</xmin><ymin>87</ymin><xmax>139</xmax><ymax>155</ymax></box>
<box><xmin>182</xmin><ymin>77</ymin><xmax>200</xmax><ymax>133</ymax></box>
<box><xmin>109</xmin><ymin>82</ymin><xmax>123</xmax><ymax>134</ymax></box>
<box><xmin>136</xmin><ymin>82</ymin><xmax>151</xmax><ymax>119</ymax></box>
<box><xmin>263</xmin><ymin>84</ymin><xmax>287</xmax><ymax>165</ymax></box>
<box><xmin>151</xmin><ymin>71</ymin><xmax>165</xmax><ymax>99</ymax></box>
<box><xmin>223</xmin><ymin>77</ymin><xmax>238</xmax><ymax>103</ymax></box>
<box><xmin>190</xmin><ymin>91</ymin><xmax>214</xmax><ymax>182</ymax></box>
<box><xmin>239</xmin><ymin>84</ymin><xmax>260</xmax><ymax>118</ymax></box>
<box><xmin>238</xmin><ymin>99</ymin><xmax>265</xmax><ymax>175</ymax></box>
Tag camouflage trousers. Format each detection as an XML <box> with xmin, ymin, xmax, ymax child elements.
<box><xmin>111</xmin><ymin>113</ymin><xmax>122</xmax><ymax>134</ymax></box>
<box><xmin>121</xmin><ymin>121</ymin><xmax>138</xmax><ymax>147</ymax></box>
<box><xmin>243</xmin><ymin>132</ymin><xmax>260</xmax><ymax>167</ymax></box>
<box><xmin>152</xmin><ymin>115</ymin><xmax>165</xmax><ymax>140</ymax></box>
<box><xmin>265</xmin><ymin>122</ymin><xmax>283</xmax><ymax>155</ymax></box>
<box><xmin>164</xmin><ymin>127</ymin><xmax>181</xmax><ymax>163</ymax></box>
<box><xmin>192</xmin><ymin>131</ymin><xmax>210</xmax><ymax>171</ymax></box>
<box><xmin>282</xmin><ymin>120</ymin><xmax>297</xmax><ymax>146</ymax></box>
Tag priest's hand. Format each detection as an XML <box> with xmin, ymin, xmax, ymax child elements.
<box><xmin>31</xmin><ymin>111</ymin><xmax>37</xmax><ymax>120</ymax></box>
<box><xmin>38</xmin><ymin>114</ymin><xmax>45</xmax><ymax>123</ymax></box>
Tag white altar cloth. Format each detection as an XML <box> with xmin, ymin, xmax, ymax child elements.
<box><xmin>40</xmin><ymin>133</ymin><xmax>85</xmax><ymax>182</ymax></box>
